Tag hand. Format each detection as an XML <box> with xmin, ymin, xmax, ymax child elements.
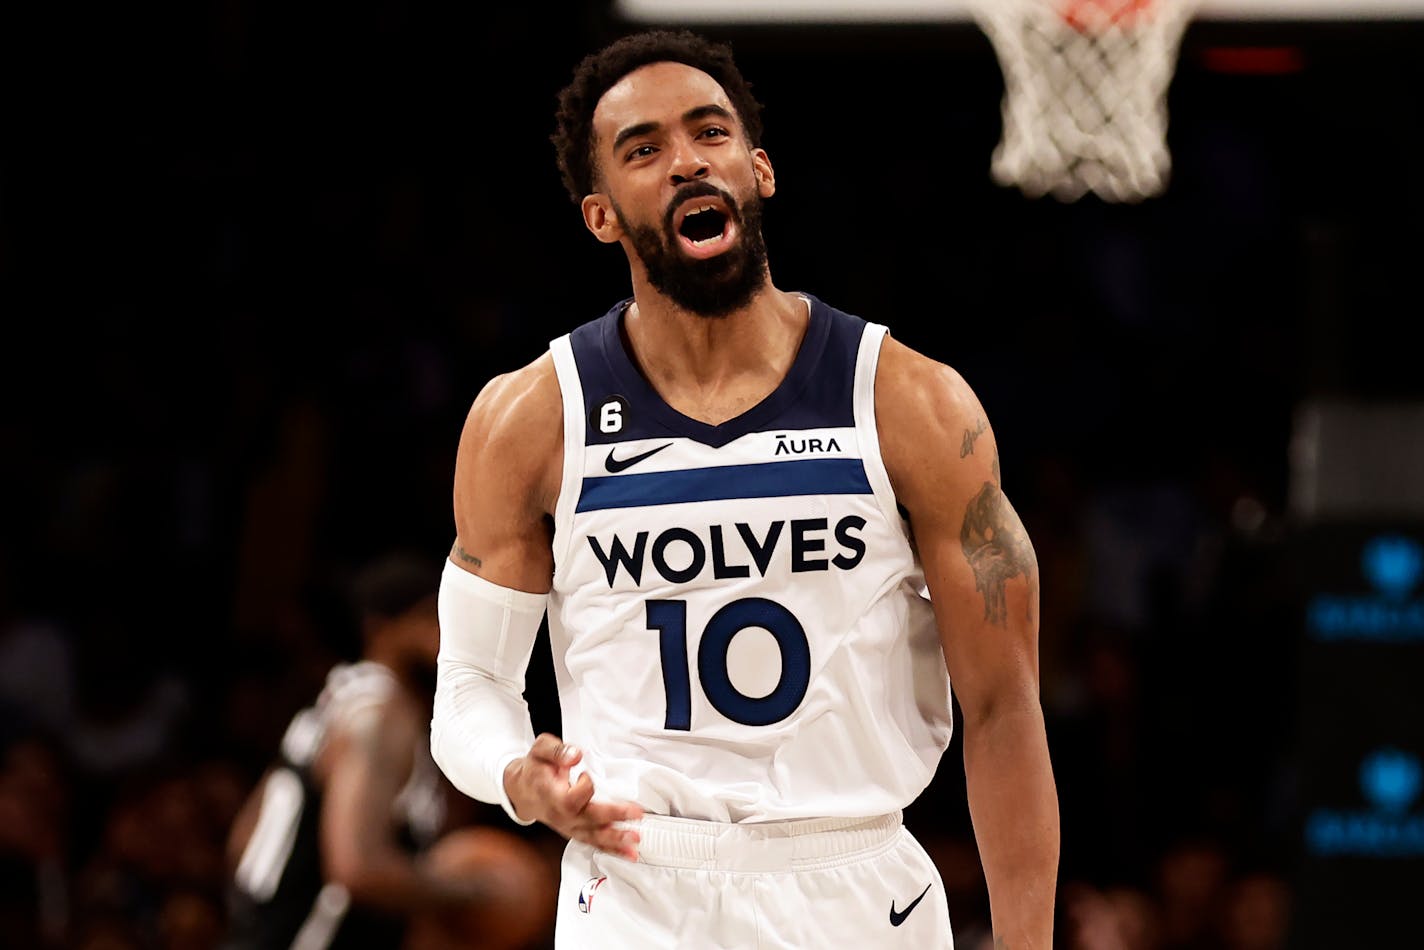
<box><xmin>503</xmin><ymin>733</ymin><xmax>643</xmax><ymax>860</ymax></box>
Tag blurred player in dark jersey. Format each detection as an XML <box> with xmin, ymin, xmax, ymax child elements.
<box><xmin>221</xmin><ymin>551</ymin><xmax>554</xmax><ymax>949</ymax></box>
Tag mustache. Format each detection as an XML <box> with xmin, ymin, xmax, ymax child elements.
<box><xmin>664</xmin><ymin>182</ymin><xmax>739</xmax><ymax>231</ymax></box>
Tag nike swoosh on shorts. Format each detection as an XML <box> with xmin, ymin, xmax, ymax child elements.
<box><xmin>889</xmin><ymin>883</ymin><xmax>933</xmax><ymax>927</ymax></box>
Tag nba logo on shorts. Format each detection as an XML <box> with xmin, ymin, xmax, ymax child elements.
<box><xmin>578</xmin><ymin>876</ymin><xmax>607</xmax><ymax>913</ymax></box>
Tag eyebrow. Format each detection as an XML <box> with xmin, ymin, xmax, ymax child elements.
<box><xmin>610</xmin><ymin>104</ymin><xmax>736</xmax><ymax>155</ymax></box>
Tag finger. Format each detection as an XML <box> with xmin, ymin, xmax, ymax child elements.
<box><xmin>527</xmin><ymin>733</ymin><xmax>567</xmax><ymax>764</ymax></box>
<box><xmin>576</xmin><ymin>798</ymin><xmax>645</xmax><ymax>826</ymax></box>
<box><xmin>542</xmin><ymin>741</ymin><xmax>582</xmax><ymax>768</ymax></box>
<box><xmin>560</xmin><ymin>771</ymin><xmax>595</xmax><ymax>814</ymax></box>
<box><xmin>575</xmin><ymin>823</ymin><xmax>641</xmax><ymax>861</ymax></box>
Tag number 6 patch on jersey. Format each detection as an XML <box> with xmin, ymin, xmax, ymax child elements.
<box><xmin>591</xmin><ymin>395</ymin><xmax>630</xmax><ymax>435</ymax></box>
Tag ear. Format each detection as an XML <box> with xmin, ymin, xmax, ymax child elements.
<box><xmin>581</xmin><ymin>194</ymin><xmax>623</xmax><ymax>244</ymax></box>
<box><xmin>752</xmin><ymin>148</ymin><xmax>776</xmax><ymax>199</ymax></box>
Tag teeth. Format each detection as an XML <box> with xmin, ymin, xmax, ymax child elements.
<box><xmin>680</xmin><ymin>202</ymin><xmax>727</xmax><ymax>248</ymax></box>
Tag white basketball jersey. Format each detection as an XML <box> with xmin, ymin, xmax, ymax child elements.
<box><xmin>546</xmin><ymin>294</ymin><xmax>952</xmax><ymax>823</ymax></box>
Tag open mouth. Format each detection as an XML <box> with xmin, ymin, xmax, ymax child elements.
<box><xmin>673</xmin><ymin>200</ymin><xmax>736</xmax><ymax>258</ymax></box>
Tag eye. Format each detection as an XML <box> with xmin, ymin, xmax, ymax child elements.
<box><xmin>625</xmin><ymin>144</ymin><xmax>657</xmax><ymax>161</ymax></box>
<box><xmin>700</xmin><ymin>126</ymin><xmax>730</xmax><ymax>140</ymax></box>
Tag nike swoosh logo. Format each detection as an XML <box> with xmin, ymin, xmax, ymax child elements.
<box><xmin>604</xmin><ymin>442</ymin><xmax>673</xmax><ymax>473</ymax></box>
<box><xmin>889</xmin><ymin>883</ymin><xmax>932</xmax><ymax>927</ymax></box>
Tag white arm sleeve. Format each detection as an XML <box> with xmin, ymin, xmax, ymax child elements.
<box><xmin>430</xmin><ymin>559</ymin><xmax>548</xmax><ymax>826</ymax></box>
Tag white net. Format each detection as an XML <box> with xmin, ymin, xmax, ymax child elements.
<box><xmin>973</xmin><ymin>0</ymin><xmax>1199</xmax><ymax>203</ymax></box>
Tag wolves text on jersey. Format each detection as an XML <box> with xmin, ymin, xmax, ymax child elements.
<box><xmin>587</xmin><ymin>516</ymin><xmax>867</xmax><ymax>588</ymax></box>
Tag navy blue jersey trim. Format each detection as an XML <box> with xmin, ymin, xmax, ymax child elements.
<box><xmin>576</xmin><ymin>458</ymin><xmax>872</xmax><ymax>512</ymax></box>
<box><xmin>568</xmin><ymin>294</ymin><xmax>865</xmax><ymax>448</ymax></box>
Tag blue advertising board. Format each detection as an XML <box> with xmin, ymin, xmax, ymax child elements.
<box><xmin>1290</xmin><ymin>525</ymin><xmax>1424</xmax><ymax>946</ymax></box>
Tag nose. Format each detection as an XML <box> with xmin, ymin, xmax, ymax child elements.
<box><xmin>668</xmin><ymin>140</ymin><xmax>710</xmax><ymax>185</ymax></box>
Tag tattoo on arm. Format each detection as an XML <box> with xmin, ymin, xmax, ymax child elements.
<box><xmin>452</xmin><ymin>543</ymin><xmax>483</xmax><ymax>567</ymax></box>
<box><xmin>960</xmin><ymin>418</ymin><xmax>987</xmax><ymax>457</ymax></box>
<box><xmin>992</xmin><ymin>448</ymin><xmax>1001</xmax><ymax>486</ymax></box>
<box><xmin>960</xmin><ymin>481</ymin><xmax>1037</xmax><ymax>625</ymax></box>
<box><xmin>994</xmin><ymin>940</ymin><xmax>1008</xmax><ymax>950</ymax></box>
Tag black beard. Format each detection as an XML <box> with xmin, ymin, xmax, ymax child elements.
<box><xmin>618</xmin><ymin>183</ymin><xmax>769</xmax><ymax>318</ymax></box>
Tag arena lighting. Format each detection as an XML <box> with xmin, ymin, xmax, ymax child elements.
<box><xmin>612</xmin><ymin>0</ymin><xmax>1424</xmax><ymax>23</ymax></box>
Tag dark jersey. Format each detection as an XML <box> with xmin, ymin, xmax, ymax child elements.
<box><xmin>222</xmin><ymin>662</ymin><xmax>445</xmax><ymax>950</ymax></box>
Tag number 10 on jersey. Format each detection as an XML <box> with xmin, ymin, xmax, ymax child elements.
<box><xmin>647</xmin><ymin>597</ymin><xmax>811</xmax><ymax>729</ymax></box>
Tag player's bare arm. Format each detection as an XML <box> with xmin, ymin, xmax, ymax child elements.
<box><xmin>318</xmin><ymin>697</ymin><xmax>481</xmax><ymax>911</ymax></box>
<box><xmin>449</xmin><ymin>353</ymin><xmax>563</xmax><ymax>592</ymax></box>
<box><xmin>876</xmin><ymin>335</ymin><xmax>1060</xmax><ymax>950</ymax></box>
<box><xmin>448</xmin><ymin>354</ymin><xmax>643</xmax><ymax>860</ymax></box>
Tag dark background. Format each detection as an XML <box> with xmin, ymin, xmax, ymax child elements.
<box><xmin>2</xmin><ymin>2</ymin><xmax>1422</xmax><ymax>947</ymax></box>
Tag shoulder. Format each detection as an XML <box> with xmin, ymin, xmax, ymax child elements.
<box><xmin>456</xmin><ymin>351</ymin><xmax>564</xmax><ymax>501</ymax></box>
<box><xmin>325</xmin><ymin>664</ymin><xmax>403</xmax><ymax>732</ymax></box>
<box><xmin>450</xmin><ymin>350</ymin><xmax>563</xmax><ymax>579</ymax></box>
<box><xmin>872</xmin><ymin>334</ymin><xmax>998</xmax><ymax>500</ymax></box>
<box><xmin>316</xmin><ymin>666</ymin><xmax>419</xmax><ymax>778</ymax></box>
<box><xmin>464</xmin><ymin>351</ymin><xmax>563</xmax><ymax>444</ymax></box>
<box><xmin>874</xmin><ymin>334</ymin><xmax>986</xmax><ymax>439</ymax></box>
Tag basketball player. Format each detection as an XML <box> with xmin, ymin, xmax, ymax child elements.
<box><xmin>431</xmin><ymin>28</ymin><xmax>1059</xmax><ymax>949</ymax></box>
<box><xmin>222</xmin><ymin>552</ymin><xmax>552</xmax><ymax>949</ymax></box>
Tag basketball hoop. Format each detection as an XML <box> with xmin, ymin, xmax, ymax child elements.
<box><xmin>972</xmin><ymin>0</ymin><xmax>1199</xmax><ymax>203</ymax></box>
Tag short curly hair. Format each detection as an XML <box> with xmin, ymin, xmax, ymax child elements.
<box><xmin>551</xmin><ymin>29</ymin><xmax>766</xmax><ymax>205</ymax></box>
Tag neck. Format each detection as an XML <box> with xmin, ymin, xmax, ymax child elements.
<box><xmin>618</xmin><ymin>280</ymin><xmax>811</xmax><ymax>426</ymax></box>
<box><xmin>624</xmin><ymin>278</ymin><xmax>805</xmax><ymax>385</ymax></box>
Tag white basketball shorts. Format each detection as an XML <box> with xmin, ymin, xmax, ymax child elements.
<box><xmin>554</xmin><ymin>811</ymin><xmax>953</xmax><ymax>949</ymax></box>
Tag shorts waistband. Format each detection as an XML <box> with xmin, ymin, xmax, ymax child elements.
<box><xmin>630</xmin><ymin>811</ymin><xmax>903</xmax><ymax>872</ymax></box>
